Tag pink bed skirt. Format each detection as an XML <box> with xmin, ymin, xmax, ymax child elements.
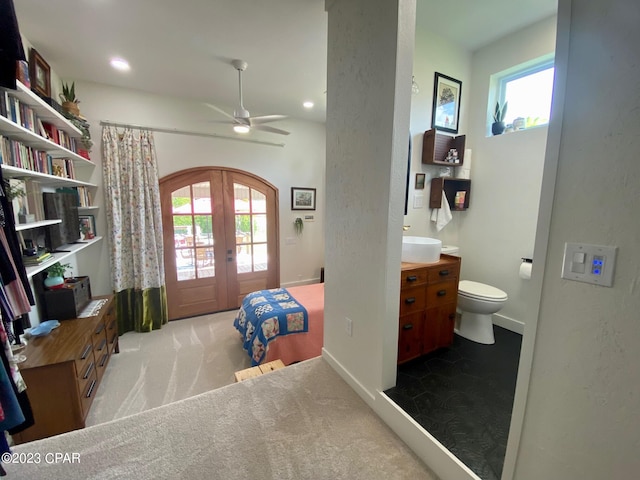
<box><xmin>262</xmin><ymin>283</ymin><xmax>325</xmax><ymax>366</ymax></box>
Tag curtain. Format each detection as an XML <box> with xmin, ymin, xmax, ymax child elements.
<box><xmin>102</xmin><ymin>126</ymin><xmax>168</xmax><ymax>333</ymax></box>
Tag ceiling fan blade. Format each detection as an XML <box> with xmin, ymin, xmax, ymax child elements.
<box><xmin>250</xmin><ymin>115</ymin><xmax>288</xmax><ymax>125</ymax></box>
<box><xmin>204</xmin><ymin>103</ymin><xmax>236</xmax><ymax>121</ymax></box>
<box><xmin>253</xmin><ymin>124</ymin><xmax>290</xmax><ymax>136</ymax></box>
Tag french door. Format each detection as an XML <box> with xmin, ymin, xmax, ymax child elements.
<box><xmin>160</xmin><ymin>167</ymin><xmax>279</xmax><ymax>320</ymax></box>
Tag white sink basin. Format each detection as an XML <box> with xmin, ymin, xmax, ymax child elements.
<box><xmin>401</xmin><ymin>236</ymin><xmax>442</xmax><ymax>263</ymax></box>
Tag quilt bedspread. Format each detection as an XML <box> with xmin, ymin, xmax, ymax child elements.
<box><xmin>234</xmin><ymin>288</ymin><xmax>309</xmax><ymax>365</ymax></box>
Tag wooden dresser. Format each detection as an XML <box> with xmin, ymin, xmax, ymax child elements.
<box><xmin>398</xmin><ymin>255</ymin><xmax>461</xmax><ymax>364</ymax></box>
<box><xmin>12</xmin><ymin>295</ymin><xmax>119</xmax><ymax>444</ymax></box>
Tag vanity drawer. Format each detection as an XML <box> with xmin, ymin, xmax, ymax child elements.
<box><xmin>400</xmin><ymin>286</ymin><xmax>426</xmax><ymax>315</ymax></box>
<box><xmin>427</xmin><ymin>264</ymin><xmax>459</xmax><ymax>284</ymax></box>
<box><xmin>425</xmin><ymin>280</ymin><xmax>458</xmax><ymax>307</ymax></box>
<box><xmin>401</xmin><ymin>268</ymin><xmax>428</xmax><ymax>289</ymax></box>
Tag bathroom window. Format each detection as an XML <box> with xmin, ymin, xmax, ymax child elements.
<box><xmin>489</xmin><ymin>54</ymin><xmax>555</xmax><ymax>133</ymax></box>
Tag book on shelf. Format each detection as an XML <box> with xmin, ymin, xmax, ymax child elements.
<box><xmin>22</xmin><ymin>250</ymin><xmax>53</xmax><ymax>266</ymax></box>
<box><xmin>0</xmin><ymin>134</ymin><xmax>55</xmax><ymax>175</ymax></box>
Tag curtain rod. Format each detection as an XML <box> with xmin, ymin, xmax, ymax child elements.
<box><xmin>99</xmin><ymin>120</ymin><xmax>285</xmax><ymax>148</ymax></box>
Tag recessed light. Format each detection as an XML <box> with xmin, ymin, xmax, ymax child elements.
<box><xmin>110</xmin><ymin>57</ymin><xmax>130</xmax><ymax>71</ymax></box>
<box><xmin>303</xmin><ymin>101</ymin><xmax>314</xmax><ymax>109</ymax></box>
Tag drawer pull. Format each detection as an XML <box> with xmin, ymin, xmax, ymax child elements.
<box><xmin>110</xmin><ymin>333</ymin><xmax>118</xmax><ymax>344</ymax></box>
<box><xmin>99</xmin><ymin>353</ymin><xmax>109</xmax><ymax>367</ymax></box>
<box><xmin>97</xmin><ymin>339</ymin><xmax>106</xmax><ymax>351</ymax></box>
<box><xmin>437</xmin><ymin>290</ymin><xmax>447</xmax><ymax>297</ymax></box>
<box><xmin>402</xmin><ymin>324</ymin><xmax>413</xmax><ymax>330</ymax></box>
<box><xmin>406</xmin><ymin>275</ymin><xmax>418</xmax><ymax>282</ymax></box>
<box><xmin>81</xmin><ymin>344</ymin><xmax>92</xmax><ymax>360</ymax></box>
<box><xmin>94</xmin><ymin>324</ymin><xmax>105</xmax><ymax>335</ymax></box>
<box><xmin>439</xmin><ymin>270</ymin><xmax>449</xmax><ymax>276</ymax></box>
<box><xmin>86</xmin><ymin>379</ymin><xmax>96</xmax><ymax>398</ymax></box>
<box><xmin>404</xmin><ymin>297</ymin><xmax>416</xmax><ymax>304</ymax></box>
<box><xmin>108</xmin><ymin>320</ymin><xmax>116</xmax><ymax>330</ymax></box>
<box><xmin>83</xmin><ymin>361</ymin><xmax>95</xmax><ymax>380</ymax></box>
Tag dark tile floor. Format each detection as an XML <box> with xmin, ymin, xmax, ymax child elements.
<box><xmin>384</xmin><ymin>326</ymin><xmax>522</xmax><ymax>480</ymax></box>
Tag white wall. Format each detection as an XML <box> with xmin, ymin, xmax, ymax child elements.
<box><xmin>405</xmin><ymin>15</ymin><xmax>556</xmax><ymax>328</ymax></box>
<box><xmin>515</xmin><ymin>0</ymin><xmax>640</xmax><ymax>477</ymax></box>
<box><xmin>70</xmin><ymin>81</ymin><xmax>326</xmax><ymax>296</ymax></box>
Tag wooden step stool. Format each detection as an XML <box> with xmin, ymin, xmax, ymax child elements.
<box><xmin>234</xmin><ymin>359</ymin><xmax>285</xmax><ymax>382</ymax></box>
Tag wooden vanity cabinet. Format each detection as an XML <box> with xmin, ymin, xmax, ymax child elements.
<box><xmin>398</xmin><ymin>255</ymin><xmax>461</xmax><ymax>364</ymax></box>
<box><xmin>11</xmin><ymin>295</ymin><xmax>118</xmax><ymax>444</ymax></box>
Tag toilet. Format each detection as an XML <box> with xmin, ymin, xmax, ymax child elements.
<box><xmin>442</xmin><ymin>246</ymin><xmax>508</xmax><ymax>345</ymax></box>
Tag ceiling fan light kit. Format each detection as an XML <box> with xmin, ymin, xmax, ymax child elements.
<box><xmin>205</xmin><ymin>59</ymin><xmax>290</xmax><ymax>136</ymax></box>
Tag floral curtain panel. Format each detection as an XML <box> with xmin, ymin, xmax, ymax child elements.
<box><xmin>102</xmin><ymin>126</ymin><xmax>168</xmax><ymax>333</ymax></box>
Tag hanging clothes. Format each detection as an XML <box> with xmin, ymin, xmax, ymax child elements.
<box><xmin>0</xmin><ymin>0</ymin><xmax>26</xmax><ymax>90</ymax></box>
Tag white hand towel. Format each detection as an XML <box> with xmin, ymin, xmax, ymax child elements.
<box><xmin>430</xmin><ymin>192</ymin><xmax>453</xmax><ymax>232</ymax></box>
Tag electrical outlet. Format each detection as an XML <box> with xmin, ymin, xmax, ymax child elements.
<box><xmin>345</xmin><ymin>317</ymin><xmax>352</xmax><ymax>336</ymax></box>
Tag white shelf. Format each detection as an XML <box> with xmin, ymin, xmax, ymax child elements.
<box><xmin>26</xmin><ymin>236</ymin><xmax>103</xmax><ymax>278</ymax></box>
<box><xmin>0</xmin><ymin>116</ymin><xmax>92</xmax><ymax>165</ymax></box>
<box><xmin>1</xmin><ymin>165</ymin><xmax>96</xmax><ymax>188</ymax></box>
<box><xmin>15</xmin><ymin>219</ymin><xmax>62</xmax><ymax>231</ymax></box>
<box><xmin>9</xmin><ymin>80</ymin><xmax>82</xmax><ymax>137</ymax></box>
<box><xmin>78</xmin><ymin>206</ymin><xmax>99</xmax><ymax>211</ymax></box>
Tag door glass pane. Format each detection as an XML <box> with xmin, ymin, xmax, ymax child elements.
<box><xmin>252</xmin><ymin>214</ymin><xmax>267</xmax><ymax>243</ymax></box>
<box><xmin>234</xmin><ymin>183</ymin><xmax>250</xmax><ymax>213</ymax></box>
<box><xmin>176</xmin><ymin>249</ymin><xmax>196</xmax><ymax>281</ymax></box>
<box><xmin>192</xmin><ymin>182</ymin><xmax>212</xmax><ymax>213</ymax></box>
<box><xmin>235</xmin><ymin>214</ymin><xmax>251</xmax><ymax>244</ymax></box>
<box><xmin>253</xmin><ymin>243</ymin><xmax>267</xmax><ymax>271</ymax></box>
<box><xmin>251</xmin><ymin>190</ymin><xmax>266</xmax><ymax>213</ymax></box>
<box><xmin>196</xmin><ymin>247</ymin><xmax>215</xmax><ymax>278</ymax></box>
<box><xmin>194</xmin><ymin>215</ymin><xmax>214</xmax><ymax>246</ymax></box>
<box><xmin>171</xmin><ymin>186</ymin><xmax>192</xmax><ymax>214</ymax></box>
<box><xmin>236</xmin><ymin>244</ymin><xmax>252</xmax><ymax>273</ymax></box>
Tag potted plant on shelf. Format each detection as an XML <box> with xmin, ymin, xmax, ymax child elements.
<box><xmin>59</xmin><ymin>81</ymin><xmax>81</xmax><ymax>117</ymax></box>
<box><xmin>492</xmin><ymin>101</ymin><xmax>508</xmax><ymax>135</ymax></box>
<box><xmin>44</xmin><ymin>262</ymin><xmax>71</xmax><ymax>290</ymax></box>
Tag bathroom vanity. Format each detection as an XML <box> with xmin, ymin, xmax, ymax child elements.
<box><xmin>398</xmin><ymin>254</ymin><xmax>461</xmax><ymax>364</ymax></box>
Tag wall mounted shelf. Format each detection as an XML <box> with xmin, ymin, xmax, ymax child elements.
<box><xmin>422</xmin><ymin>129</ymin><xmax>466</xmax><ymax>166</ymax></box>
<box><xmin>430</xmin><ymin>178</ymin><xmax>471</xmax><ymax>210</ymax></box>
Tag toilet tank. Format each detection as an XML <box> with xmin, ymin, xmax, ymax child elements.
<box><xmin>441</xmin><ymin>245</ymin><xmax>460</xmax><ymax>256</ymax></box>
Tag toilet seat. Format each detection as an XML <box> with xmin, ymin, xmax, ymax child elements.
<box><xmin>458</xmin><ymin>280</ymin><xmax>508</xmax><ymax>302</ymax></box>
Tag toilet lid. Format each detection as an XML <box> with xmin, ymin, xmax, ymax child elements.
<box><xmin>459</xmin><ymin>280</ymin><xmax>508</xmax><ymax>301</ymax></box>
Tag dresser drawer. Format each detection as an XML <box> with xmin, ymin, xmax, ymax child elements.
<box><xmin>400</xmin><ymin>286</ymin><xmax>426</xmax><ymax>315</ymax></box>
<box><xmin>79</xmin><ymin>371</ymin><xmax>98</xmax><ymax>418</ymax></box>
<box><xmin>75</xmin><ymin>340</ymin><xmax>95</xmax><ymax>380</ymax></box>
<box><xmin>426</xmin><ymin>280</ymin><xmax>458</xmax><ymax>307</ymax></box>
<box><xmin>401</xmin><ymin>268</ymin><xmax>428</xmax><ymax>289</ymax></box>
<box><xmin>427</xmin><ymin>264</ymin><xmax>460</xmax><ymax>284</ymax></box>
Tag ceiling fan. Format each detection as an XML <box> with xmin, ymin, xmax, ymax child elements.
<box><xmin>205</xmin><ymin>59</ymin><xmax>290</xmax><ymax>136</ymax></box>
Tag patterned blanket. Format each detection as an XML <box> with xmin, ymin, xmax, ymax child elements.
<box><xmin>234</xmin><ymin>288</ymin><xmax>309</xmax><ymax>365</ymax></box>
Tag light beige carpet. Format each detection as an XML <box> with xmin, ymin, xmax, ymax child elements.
<box><xmin>86</xmin><ymin>310</ymin><xmax>252</xmax><ymax>426</ymax></box>
<box><xmin>9</xmin><ymin>357</ymin><xmax>439</xmax><ymax>480</ymax></box>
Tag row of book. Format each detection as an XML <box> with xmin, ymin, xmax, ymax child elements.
<box><xmin>0</xmin><ymin>90</ymin><xmax>79</xmax><ymax>154</ymax></box>
<box><xmin>0</xmin><ymin>134</ymin><xmax>77</xmax><ymax>179</ymax></box>
<box><xmin>76</xmin><ymin>186</ymin><xmax>93</xmax><ymax>207</ymax></box>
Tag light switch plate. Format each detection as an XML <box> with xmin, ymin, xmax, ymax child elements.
<box><xmin>561</xmin><ymin>242</ymin><xmax>617</xmax><ymax>287</ymax></box>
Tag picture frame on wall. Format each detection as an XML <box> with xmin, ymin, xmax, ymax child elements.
<box><xmin>415</xmin><ymin>173</ymin><xmax>426</xmax><ymax>189</ymax></box>
<box><xmin>28</xmin><ymin>48</ymin><xmax>51</xmax><ymax>98</ymax></box>
<box><xmin>291</xmin><ymin>187</ymin><xmax>316</xmax><ymax>210</ymax></box>
<box><xmin>431</xmin><ymin>72</ymin><xmax>462</xmax><ymax>134</ymax></box>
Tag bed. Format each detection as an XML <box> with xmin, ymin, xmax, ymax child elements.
<box><xmin>233</xmin><ymin>283</ymin><xmax>324</xmax><ymax>366</ymax></box>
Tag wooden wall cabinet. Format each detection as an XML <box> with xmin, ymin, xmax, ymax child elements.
<box><xmin>398</xmin><ymin>255</ymin><xmax>461</xmax><ymax>364</ymax></box>
<box><xmin>429</xmin><ymin>177</ymin><xmax>471</xmax><ymax>210</ymax></box>
<box><xmin>422</xmin><ymin>129</ymin><xmax>466</xmax><ymax>166</ymax></box>
<box><xmin>11</xmin><ymin>295</ymin><xmax>119</xmax><ymax>444</ymax></box>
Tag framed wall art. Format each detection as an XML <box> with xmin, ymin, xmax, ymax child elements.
<box><xmin>415</xmin><ymin>173</ymin><xmax>426</xmax><ymax>189</ymax></box>
<box><xmin>291</xmin><ymin>187</ymin><xmax>316</xmax><ymax>211</ymax></box>
<box><xmin>79</xmin><ymin>215</ymin><xmax>96</xmax><ymax>240</ymax></box>
<box><xmin>29</xmin><ymin>48</ymin><xmax>51</xmax><ymax>98</ymax></box>
<box><xmin>431</xmin><ymin>72</ymin><xmax>462</xmax><ymax>134</ymax></box>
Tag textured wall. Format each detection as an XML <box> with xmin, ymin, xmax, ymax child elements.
<box><xmin>516</xmin><ymin>0</ymin><xmax>640</xmax><ymax>477</ymax></box>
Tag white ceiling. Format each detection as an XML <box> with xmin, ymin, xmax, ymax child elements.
<box><xmin>13</xmin><ymin>0</ymin><xmax>556</xmax><ymax>127</ymax></box>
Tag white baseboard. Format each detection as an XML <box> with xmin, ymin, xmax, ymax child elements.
<box><xmin>493</xmin><ymin>313</ymin><xmax>524</xmax><ymax>335</ymax></box>
<box><xmin>280</xmin><ymin>277</ymin><xmax>322</xmax><ymax>288</ymax></box>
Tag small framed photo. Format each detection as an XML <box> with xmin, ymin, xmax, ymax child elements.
<box><xmin>29</xmin><ymin>48</ymin><xmax>51</xmax><ymax>98</ymax></box>
<box><xmin>415</xmin><ymin>173</ymin><xmax>426</xmax><ymax>189</ymax></box>
<box><xmin>431</xmin><ymin>72</ymin><xmax>462</xmax><ymax>134</ymax></box>
<box><xmin>291</xmin><ymin>187</ymin><xmax>316</xmax><ymax>211</ymax></box>
<box><xmin>79</xmin><ymin>215</ymin><xmax>96</xmax><ymax>240</ymax></box>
